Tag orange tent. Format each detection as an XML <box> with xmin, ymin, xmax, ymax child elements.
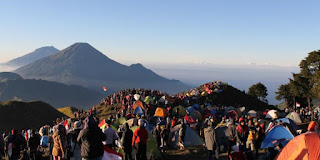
<box><xmin>276</xmin><ymin>132</ymin><xmax>320</xmax><ymax>160</ymax></box>
<box><xmin>154</xmin><ymin>107</ymin><xmax>168</xmax><ymax>118</ymax></box>
<box><xmin>132</xmin><ymin>100</ymin><xmax>145</xmax><ymax>110</ymax></box>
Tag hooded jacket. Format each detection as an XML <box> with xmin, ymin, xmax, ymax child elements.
<box><xmin>77</xmin><ymin>116</ymin><xmax>106</xmax><ymax>158</ymax></box>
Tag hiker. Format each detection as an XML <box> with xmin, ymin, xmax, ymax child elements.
<box><xmin>160</xmin><ymin>122</ymin><xmax>170</xmax><ymax>153</ymax></box>
<box><xmin>236</xmin><ymin>118</ymin><xmax>248</xmax><ymax>152</ymax></box>
<box><xmin>103</xmin><ymin>120</ymin><xmax>119</xmax><ymax>149</ymax></box>
<box><xmin>132</xmin><ymin>119</ymin><xmax>148</xmax><ymax>160</ymax></box>
<box><xmin>8</xmin><ymin>129</ymin><xmax>27</xmax><ymax>160</ymax></box>
<box><xmin>122</xmin><ymin>123</ymin><xmax>133</xmax><ymax>160</ymax></box>
<box><xmin>227</xmin><ymin>119</ymin><xmax>237</xmax><ymax>157</ymax></box>
<box><xmin>77</xmin><ymin>116</ymin><xmax>106</xmax><ymax>160</ymax></box>
<box><xmin>28</xmin><ymin>129</ymin><xmax>41</xmax><ymax>160</ymax></box>
<box><xmin>246</xmin><ymin>120</ymin><xmax>258</xmax><ymax>158</ymax></box>
<box><xmin>254</xmin><ymin>121</ymin><xmax>263</xmax><ymax>157</ymax></box>
<box><xmin>52</xmin><ymin>124</ymin><xmax>67</xmax><ymax>160</ymax></box>
<box><xmin>178</xmin><ymin>120</ymin><xmax>186</xmax><ymax>151</ymax></box>
<box><xmin>117</xmin><ymin>125</ymin><xmax>125</xmax><ymax>140</ymax></box>
<box><xmin>152</xmin><ymin>124</ymin><xmax>161</xmax><ymax>150</ymax></box>
<box><xmin>204</xmin><ymin>118</ymin><xmax>218</xmax><ymax>160</ymax></box>
<box><xmin>69</xmin><ymin>121</ymin><xmax>83</xmax><ymax>160</ymax></box>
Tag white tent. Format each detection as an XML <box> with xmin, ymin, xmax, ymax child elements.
<box><xmin>265</xmin><ymin>110</ymin><xmax>278</xmax><ymax>119</ymax></box>
<box><xmin>286</xmin><ymin>112</ymin><xmax>302</xmax><ymax>124</ymax></box>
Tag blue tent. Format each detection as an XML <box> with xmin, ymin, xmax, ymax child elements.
<box><xmin>192</xmin><ymin>104</ymin><xmax>200</xmax><ymax>111</ymax></box>
<box><xmin>261</xmin><ymin>126</ymin><xmax>294</xmax><ymax>149</ymax></box>
<box><xmin>134</xmin><ymin>106</ymin><xmax>144</xmax><ymax>116</ymax></box>
<box><xmin>186</xmin><ymin>107</ymin><xmax>195</xmax><ymax>114</ymax></box>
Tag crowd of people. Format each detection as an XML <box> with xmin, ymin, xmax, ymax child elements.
<box><xmin>0</xmin><ymin>81</ymin><xmax>317</xmax><ymax>160</ymax></box>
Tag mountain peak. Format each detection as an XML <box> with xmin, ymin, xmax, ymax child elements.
<box><xmin>130</xmin><ymin>63</ymin><xmax>145</xmax><ymax>68</ymax></box>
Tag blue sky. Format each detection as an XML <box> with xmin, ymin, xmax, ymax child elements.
<box><xmin>0</xmin><ymin>0</ymin><xmax>319</xmax><ymax>66</ymax></box>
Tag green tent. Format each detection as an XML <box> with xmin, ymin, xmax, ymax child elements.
<box><xmin>172</xmin><ymin>105</ymin><xmax>187</xmax><ymax>117</ymax></box>
<box><xmin>144</xmin><ymin>96</ymin><xmax>154</xmax><ymax>105</ymax></box>
<box><xmin>114</xmin><ymin>117</ymin><xmax>127</xmax><ymax>128</ymax></box>
<box><xmin>131</xmin><ymin>125</ymin><xmax>162</xmax><ymax>159</ymax></box>
<box><xmin>170</xmin><ymin>124</ymin><xmax>204</xmax><ymax>148</ymax></box>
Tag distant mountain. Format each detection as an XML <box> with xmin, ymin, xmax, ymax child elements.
<box><xmin>3</xmin><ymin>46</ymin><xmax>59</xmax><ymax>68</ymax></box>
<box><xmin>15</xmin><ymin>43</ymin><xmax>190</xmax><ymax>94</ymax></box>
<box><xmin>0</xmin><ymin>101</ymin><xmax>65</xmax><ymax>132</ymax></box>
<box><xmin>0</xmin><ymin>73</ymin><xmax>103</xmax><ymax>108</ymax></box>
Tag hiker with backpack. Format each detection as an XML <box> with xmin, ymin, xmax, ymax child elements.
<box><xmin>204</xmin><ymin>118</ymin><xmax>218</xmax><ymax>160</ymax></box>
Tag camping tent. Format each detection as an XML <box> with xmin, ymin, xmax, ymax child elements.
<box><xmin>265</xmin><ymin>110</ymin><xmax>279</xmax><ymax>119</ymax></box>
<box><xmin>190</xmin><ymin>110</ymin><xmax>202</xmax><ymax>121</ymax></box>
<box><xmin>144</xmin><ymin>96</ymin><xmax>154</xmax><ymax>105</ymax></box>
<box><xmin>132</xmin><ymin>100</ymin><xmax>145</xmax><ymax>110</ymax></box>
<box><xmin>276</xmin><ymin>132</ymin><xmax>320</xmax><ymax>160</ymax></box>
<box><xmin>186</xmin><ymin>107</ymin><xmax>195</xmax><ymax>114</ymax></box>
<box><xmin>172</xmin><ymin>106</ymin><xmax>187</xmax><ymax>117</ymax></box>
<box><xmin>134</xmin><ymin>106</ymin><xmax>144</xmax><ymax>116</ymax></box>
<box><xmin>130</xmin><ymin>126</ymin><xmax>161</xmax><ymax>159</ymax></box>
<box><xmin>170</xmin><ymin>124</ymin><xmax>203</xmax><ymax>148</ymax></box>
<box><xmin>134</xmin><ymin>94</ymin><xmax>140</xmax><ymax>101</ymax></box>
<box><xmin>154</xmin><ymin>107</ymin><xmax>168</xmax><ymax>118</ymax></box>
<box><xmin>261</xmin><ymin>126</ymin><xmax>294</xmax><ymax>149</ymax></box>
<box><xmin>286</xmin><ymin>112</ymin><xmax>302</xmax><ymax>124</ymax></box>
<box><xmin>114</xmin><ymin>117</ymin><xmax>126</xmax><ymax>128</ymax></box>
<box><xmin>247</xmin><ymin>110</ymin><xmax>258</xmax><ymax>118</ymax></box>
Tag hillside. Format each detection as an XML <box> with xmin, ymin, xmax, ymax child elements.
<box><xmin>57</xmin><ymin>106</ymin><xmax>79</xmax><ymax>118</ymax></box>
<box><xmin>15</xmin><ymin>43</ymin><xmax>190</xmax><ymax>94</ymax></box>
<box><xmin>0</xmin><ymin>72</ymin><xmax>23</xmax><ymax>82</ymax></box>
<box><xmin>0</xmin><ymin>73</ymin><xmax>103</xmax><ymax>109</ymax></box>
<box><xmin>0</xmin><ymin>101</ymin><xmax>65</xmax><ymax>132</ymax></box>
<box><xmin>3</xmin><ymin>46</ymin><xmax>59</xmax><ymax>68</ymax></box>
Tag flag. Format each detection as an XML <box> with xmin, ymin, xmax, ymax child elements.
<box><xmin>103</xmin><ymin>87</ymin><xmax>107</xmax><ymax>92</ymax></box>
<box><xmin>103</xmin><ymin>146</ymin><xmax>123</xmax><ymax>160</ymax></box>
<box><xmin>296</xmin><ymin>102</ymin><xmax>301</xmax><ymax>107</ymax></box>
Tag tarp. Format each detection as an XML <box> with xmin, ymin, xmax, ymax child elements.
<box><xmin>276</xmin><ymin>132</ymin><xmax>320</xmax><ymax>160</ymax></box>
<box><xmin>130</xmin><ymin>126</ymin><xmax>161</xmax><ymax>159</ymax></box>
<box><xmin>132</xmin><ymin>100</ymin><xmax>145</xmax><ymax>110</ymax></box>
<box><xmin>154</xmin><ymin>107</ymin><xmax>168</xmax><ymax>118</ymax></box>
<box><xmin>172</xmin><ymin>106</ymin><xmax>187</xmax><ymax>117</ymax></box>
<box><xmin>261</xmin><ymin>126</ymin><xmax>294</xmax><ymax>149</ymax></box>
<box><xmin>144</xmin><ymin>96</ymin><xmax>154</xmax><ymax>105</ymax></box>
<box><xmin>134</xmin><ymin>106</ymin><xmax>144</xmax><ymax>116</ymax></box>
<box><xmin>286</xmin><ymin>112</ymin><xmax>302</xmax><ymax>124</ymax></box>
<box><xmin>266</xmin><ymin>110</ymin><xmax>278</xmax><ymax>119</ymax></box>
<box><xmin>170</xmin><ymin>124</ymin><xmax>203</xmax><ymax>148</ymax></box>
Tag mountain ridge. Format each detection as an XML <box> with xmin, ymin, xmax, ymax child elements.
<box><xmin>15</xmin><ymin>43</ymin><xmax>190</xmax><ymax>94</ymax></box>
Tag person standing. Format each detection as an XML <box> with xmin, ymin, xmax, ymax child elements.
<box><xmin>8</xmin><ymin>129</ymin><xmax>26</xmax><ymax>160</ymax></box>
<box><xmin>103</xmin><ymin>120</ymin><xmax>119</xmax><ymax>150</ymax></box>
<box><xmin>28</xmin><ymin>130</ymin><xmax>41</xmax><ymax>160</ymax></box>
<box><xmin>204</xmin><ymin>119</ymin><xmax>218</xmax><ymax>160</ymax></box>
<box><xmin>227</xmin><ymin>119</ymin><xmax>237</xmax><ymax>157</ymax></box>
<box><xmin>122</xmin><ymin>123</ymin><xmax>133</xmax><ymax>160</ymax></box>
<box><xmin>132</xmin><ymin>119</ymin><xmax>148</xmax><ymax>160</ymax></box>
<box><xmin>77</xmin><ymin>116</ymin><xmax>106</xmax><ymax>160</ymax></box>
<box><xmin>69</xmin><ymin>121</ymin><xmax>83</xmax><ymax>160</ymax></box>
<box><xmin>236</xmin><ymin>118</ymin><xmax>248</xmax><ymax>152</ymax></box>
<box><xmin>52</xmin><ymin>125</ymin><xmax>67</xmax><ymax>160</ymax></box>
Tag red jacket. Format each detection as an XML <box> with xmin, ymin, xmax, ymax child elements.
<box><xmin>132</xmin><ymin>127</ymin><xmax>148</xmax><ymax>146</ymax></box>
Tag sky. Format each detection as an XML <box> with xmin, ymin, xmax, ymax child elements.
<box><xmin>0</xmin><ymin>0</ymin><xmax>319</xmax><ymax>66</ymax></box>
<box><xmin>0</xmin><ymin>1</ymin><xmax>319</xmax><ymax>104</ymax></box>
